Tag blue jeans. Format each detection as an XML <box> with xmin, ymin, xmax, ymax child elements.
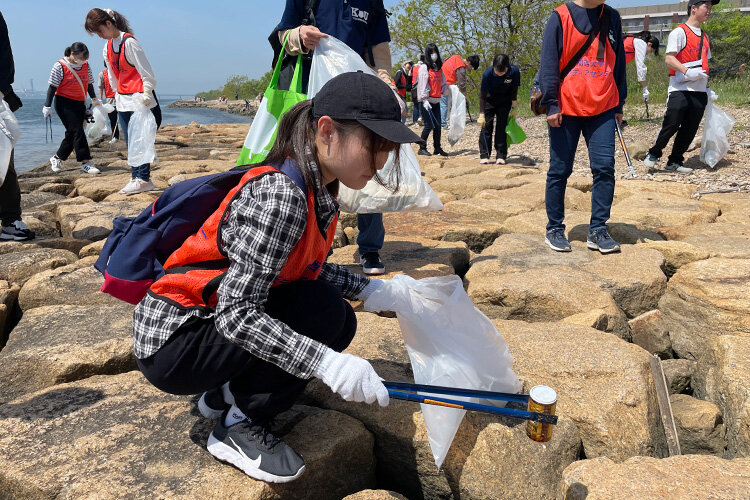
<box><xmin>357</xmin><ymin>213</ymin><xmax>384</xmax><ymax>255</ymax></box>
<box><xmin>412</xmin><ymin>97</ymin><xmax>421</xmax><ymax>124</ymax></box>
<box><xmin>440</xmin><ymin>92</ymin><xmax>451</xmax><ymax>128</ymax></box>
<box><xmin>118</xmin><ymin>110</ymin><xmax>151</xmax><ymax>181</ymax></box>
<box><xmin>546</xmin><ymin>110</ymin><xmax>615</xmax><ymax>232</ymax></box>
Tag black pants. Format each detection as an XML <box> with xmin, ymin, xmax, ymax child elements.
<box><xmin>54</xmin><ymin>95</ymin><xmax>91</xmax><ymax>162</ymax></box>
<box><xmin>648</xmin><ymin>90</ymin><xmax>707</xmax><ymax>165</ymax></box>
<box><xmin>0</xmin><ymin>150</ymin><xmax>22</xmax><ymax>226</ymax></box>
<box><xmin>108</xmin><ymin>109</ymin><xmax>120</xmax><ymax>139</ymax></box>
<box><xmin>479</xmin><ymin>101</ymin><xmax>512</xmax><ymax>160</ymax></box>
<box><xmin>420</xmin><ymin>101</ymin><xmax>442</xmax><ymax>151</ymax></box>
<box><xmin>136</xmin><ymin>280</ymin><xmax>357</xmax><ymax>421</ymax></box>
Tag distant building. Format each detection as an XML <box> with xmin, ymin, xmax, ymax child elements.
<box><xmin>618</xmin><ymin>0</ymin><xmax>750</xmax><ymax>41</ymax></box>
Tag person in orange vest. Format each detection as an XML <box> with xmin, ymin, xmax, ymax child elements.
<box><xmin>85</xmin><ymin>8</ymin><xmax>160</xmax><ymax>195</ymax></box>
<box><xmin>440</xmin><ymin>54</ymin><xmax>479</xmax><ymax>128</ymax></box>
<box><xmin>97</xmin><ymin>60</ymin><xmax>119</xmax><ymax>142</ymax></box>
<box><xmin>42</xmin><ymin>42</ymin><xmax>101</xmax><ymax>175</ymax></box>
<box><xmin>417</xmin><ymin>43</ymin><xmax>449</xmax><ymax>156</ymax></box>
<box><xmin>130</xmin><ymin>72</ymin><xmax>423</xmax><ymax>483</ymax></box>
<box><xmin>643</xmin><ymin>0</ymin><xmax>717</xmax><ymax>174</ymax></box>
<box><xmin>393</xmin><ymin>60</ymin><xmax>413</xmax><ymax>123</ymax></box>
<box><xmin>539</xmin><ymin>0</ymin><xmax>627</xmax><ymax>254</ymax></box>
<box><xmin>623</xmin><ymin>31</ymin><xmax>659</xmax><ymax>103</ymax></box>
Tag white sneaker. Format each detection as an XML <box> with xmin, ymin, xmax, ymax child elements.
<box><xmin>119</xmin><ymin>178</ymin><xmax>156</xmax><ymax>195</ymax></box>
<box><xmin>50</xmin><ymin>156</ymin><xmax>62</xmax><ymax>173</ymax></box>
<box><xmin>81</xmin><ymin>161</ymin><xmax>101</xmax><ymax>174</ymax></box>
<box><xmin>108</xmin><ymin>137</ymin><xmax>118</xmax><ymax>144</ymax></box>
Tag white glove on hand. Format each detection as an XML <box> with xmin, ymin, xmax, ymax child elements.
<box><xmin>313</xmin><ymin>348</ymin><xmax>389</xmax><ymax>406</ymax></box>
<box><xmin>42</xmin><ymin>106</ymin><xmax>52</xmax><ymax>118</ymax></box>
<box><xmin>684</xmin><ymin>67</ymin><xmax>708</xmax><ymax>82</ymax></box>
<box><xmin>142</xmin><ymin>91</ymin><xmax>154</xmax><ymax>107</ymax></box>
<box><xmin>642</xmin><ymin>87</ymin><xmax>650</xmax><ymax>101</ymax></box>
<box><xmin>423</xmin><ymin>101</ymin><xmax>431</xmax><ymax>111</ymax></box>
<box><xmin>707</xmin><ymin>88</ymin><xmax>718</xmax><ymax>102</ymax></box>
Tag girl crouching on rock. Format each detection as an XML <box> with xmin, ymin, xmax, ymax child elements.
<box><xmin>130</xmin><ymin>72</ymin><xmax>422</xmax><ymax>483</ymax></box>
<box><xmin>85</xmin><ymin>8</ymin><xmax>160</xmax><ymax>195</ymax></box>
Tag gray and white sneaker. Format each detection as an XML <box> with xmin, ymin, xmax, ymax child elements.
<box><xmin>207</xmin><ymin>416</ymin><xmax>306</xmax><ymax>483</ymax></box>
<box><xmin>119</xmin><ymin>178</ymin><xmax>156</xmax><ymax>195</ymax></box>
<box><xmin>50</xmin><ymin>155</ymin><xmax>62</xmax><ymax>173</ymax></box>
<box><xmin>1</xmin><ymin>220</ymin><xmax>35</xmax><ymax>241</ymax></box>
<box><xmin>198</xmin><ymin>387</ymin><xmax>230</xmax><ymax>420</ymax></box>
<box><xmin>81</xmin><ymin>161</ymin><xmax>101</xmax><ymax>174</ymax></box>
<box><xmin>642</xmin><ymin>153</ymin><xmax>658</xmax><ymax>169</ymax></box>
<box><xmin>665</xmin><ymin>162</ymin><xmax>693</xmax><ymax>174</ymax></box>
<box><xmin>545</xmin><ymin>228</ymin><xmax>572</xmax><ymax>252</ymax></box>
<box><xmin>587</xmin><ymin>227</ymin><xmax>621</xmax><ymax>254</ymax></box>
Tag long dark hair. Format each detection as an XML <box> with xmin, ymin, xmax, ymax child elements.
<box><xmin>424</xmin><ymin>44</ymin><xmax>442</xmax><ymax>71</ymax></box>
<box><xmin>630</xmin><ymin>30</ymin><xmax>660</xmax><ymax>56</ymax></box>
<box><xmin>85</xmin><ymin>8</ymin><xmax>133</xmax><ymax>35</ymax></box>
<box><xmin>259</xmin><ymin>100</ymin><xmax>402</xmax><ymax>194</ymax></box>
<box><xmin>64</xmin><ymin>42</ymin><xmax>89</xmax><ymax>59</ymax></box>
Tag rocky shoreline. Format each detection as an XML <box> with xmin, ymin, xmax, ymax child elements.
<box><xmin>168</xmin><ymin>98</ymin><xmax>260</xmax><ymax>117</ymax></box>
<box><xmin>0</xmin><ymin>114</ymin><xmax>749</xmax><ymax>498</ymax></box>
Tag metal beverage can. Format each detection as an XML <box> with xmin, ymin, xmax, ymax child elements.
<box><xmin>526</xmin><ymin>385</ymin><xmax>557</xmax><ymax>442</ymax></box>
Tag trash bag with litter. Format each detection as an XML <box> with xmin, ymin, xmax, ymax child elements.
<box><xmin>85</xmin><ymin>103</ymin><xmax>115</xmax><ymax>140</ymax></box>
<box><xmin>447</xmin><ymin>85</ymin><xmax>466</xmax><ymax>146</ymax></box>
<box><xmin>0</xmin><ymin>99</ymin><xmax>21</xmax><ymax>186</ymax></box>
<box><xmin>127</xmin><ymin>103</ymin><xmax>157</xmax><ymax>167</ymax></box>
<box><xmin>700</xmin><ymin>100</ymin><xmax>735</xmax><ymax>169</ymax></box>
<box><xmin>364</xmin><ymin>274</ymin><xmax>521</xmax><ymax>468</ymax></box>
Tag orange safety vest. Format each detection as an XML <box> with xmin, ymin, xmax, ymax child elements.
<box><xmin>396</xmin><ymin>72</ymin><xmax>407</xmax><ymax>98</ymax></box>
<box><xmin>412</xmin><ymin>65</ymin><xmax>420</xmax><ymax>86</ymax></box>
<box><xmin>624</xmin><ymin>36</ymin><xmax>635</xmax><ymax>65</ymax></box>
<box><xmin>101</xmin><ymin>69</ymin><xmax>115</xmax><ymax>98</ymax></box>
<box><xmin>556</xmin><ymin>4</ymin><xmax>619</xmax><ymax>117</ymax></box>
<box><xmin>55</xmin><ymin>60</ymin><xmax>89</xmax><ymax>101</ymax></box>
<box><xmin>106</xmin><ymin>33</ymin><xmax>145</xmax><ymax>95</ymax></box>
<box><xmin>427</xmin><ymin>67</ymin><xmax>443</xmax><ymax>99</ymax></box>
<box><xmin>148</xmin><ymin>165</ymin><xmax>338</xmax><ymax>309</ymax></box>
<box><xmin>669</xmin><ymin>24</ymin><xmax>709</xmax><ymax>76</ymax></box>
<box><xmin>442</xmin><ymin>55</ymin><xmax>465</xmax><ymax>85</ymax></box>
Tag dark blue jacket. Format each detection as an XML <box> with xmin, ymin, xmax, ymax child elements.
<box><xmin>479</xmin><ymin>64</ymin><xmax>521</xmax><ymax>112</ymax></box>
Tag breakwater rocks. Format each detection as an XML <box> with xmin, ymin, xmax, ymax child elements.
<box><xmin>1</xmin><ymin>117</ymin><xmax>749</xmax><ymax>499</ymax></box>
<box><xmin>168</xmin><ymin>98</ymin><xmax>260</xmax><ymax>117</ymax></box>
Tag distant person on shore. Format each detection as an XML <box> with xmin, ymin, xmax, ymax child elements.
<box><xmin>643</xmin><ymin>0</ymin><xmax>716</xmax><ymax>174</ymax></box>
<box><xmin>43</xmin><ymin>42</ymin><xmax>101</xmax><ymax>175</ymax></box>
<box><xmin>235</xmin><ymin>90</ymin><xmax>239</xmax><ymax>100</ymax></box>
<box><xmin>624</xmin><ymin>30</ymin><xmax>660</xmax><ymax>104</ymax></box>
<box><xmin>416</xmin><ymin>43</ymin><xmax>449</xmax><ymax>157</ymax></box>
<box><xmin>440</xmin><ymin>53</ymin><xmax>480</xmax><ymax>128</ymax></box>
<box><xmin>0</xmin><ymin>10</ymin><xmax>34</xmax><ymax>241</ymax></box>
<box><xmin>243</xmin><ymin>98</ymin><xmax>250</xmax><ymax>111</ymax></box>
<box><xmin>393</xmin><ymin>60</ymin><xmax>413</xmax><ymax>123</ymax></box>
<box><xmin>133</xmin><ymin>72</ymin><xmax>422</xmax><ymax>483</ymax></box>
<box><xmin>478</xmin><ymin>54</ymin><xmax>520</xmax><ymax>165</ymax></box>
<box><xmin>539</xmin><ymin>0</ymin><xmax>626</xmax><ymax>254</ymax></box>
<box><xmin>85</xmin><ymin>8</ymin><xmax>159</xmax><ymax>195</ymax></box>
<box><xmin>98</xmin><ymin>59</ymin><xmax>119</xmax><ymax>143</ymax></box>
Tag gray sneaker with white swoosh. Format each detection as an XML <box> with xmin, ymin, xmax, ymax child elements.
<box><xmin>207</xmin><ymin>414</ymin><xmax>305</xmax><ymax>483</ymax></box>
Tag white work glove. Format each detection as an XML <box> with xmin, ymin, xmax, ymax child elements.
<box><xmin>91</xmin><ymin>98</ymin><xmax>101</xmax><ymax>107</ymax></box>
<box><xmin>142</xmin><ymin>91</ymin><xmax>154</xmax><ymax>107</ymax></box>
<box><xmin>42</xmin><ymin>106</ymin><xmax>52</xmax><ymax>118</ymax></box>
<box><xmin>707</xmin><ymin>88</ymin><xmax>718</xmax><ymax>102</ymax></box>
<box><xmin>684</xmin><ymin>67</ymin><xmax>708</xmax><ymax>82</ymax></box>
<box><xmin>642</xmin><ymin>86</ymin><xmax>650</xmax><ymax>101</ymax></box>
<box><xmin>423</xmin><ymin>101</ymin><xmax>431</xmax><ymax>111</ymax></box>
<box><xmin>477</xmin><ymin>113</ymin><xmax>486</xmax><ymax>127</ymax></box>
<box><xmin>313</xmin><ymin>348</ymin><xmax>389</xmax><ymax>406</ymax></box>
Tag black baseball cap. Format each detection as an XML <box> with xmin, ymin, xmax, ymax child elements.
<box><xmin>688</xmin><ymin>0</ymin><xmax>719</xmax><ymax>7</ymax></box>
<box><xmin>312</xmin><ymin>71</ymin><xmax>424</xmax><ymax>145</ymax></box>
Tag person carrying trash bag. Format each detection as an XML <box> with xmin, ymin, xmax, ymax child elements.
<box><xmin>43</xmin><ymin>42</ymin><xmax>101</xmax><ymax>175</ymax></box>
<box><xmin>440</xmin><ymin>53</ymin><xmax>480</xmax><ymax>128</ymax></box>
<box><xmin>85</xmin><ymin>8</ymin><xmax>160</xmax><ymax>195</ymax></box>
<box><xmin>130</xmin><ymin>72</ymin><xmax>424</xmax><ymax>483</ymax></box>
<box><xmin>417</xmin><ymin>43</ymin><xmax>449</xmax><ymax>157</ymax></box>
<box><xmin>539</xmin><ymin>0</ymin><xmax>627</xmax><ymax>254</ymax></box>
<box><xmin>623</xmin><ymin>30</ymin><xmax>659</xmax><ymax>105</ymax></box>
<box><xmin>643</xmin><ymin>0</ymin><xmax>717</xmax><ymax>175</ymax></box>
<box><xmin>478</xmin><ymin>54</ymin><xmax>520</xmax><ymax>165</ymax></box>
<box><xmin>97</xmin><ymin>60</ymin><xmax>119</xmax><ymax>142</ymax></box>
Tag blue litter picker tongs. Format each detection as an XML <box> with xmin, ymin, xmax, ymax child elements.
<box><xmin>384</xmin><ymin>381</ymin><xmax>558</xmax><ymax>425</ymax></box>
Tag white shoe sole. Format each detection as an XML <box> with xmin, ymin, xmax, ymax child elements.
<box><xmin>121</xmin><ymin>185</ymin><xmax>156</xmax><ymax>196</ymax></box>
<box><xmin>545</xmin><ymin>237</ymin><xmax>571</xmax><ymax>252</ymax></box>
<box><xmin>197</xmin><ymin>393</ymin><xmax>225</xmax><ymax>420</ymax></box>
<box><xmin>0</xmin><ymin>233</ymin><xmax>32</xmax><ymax>241</ymax></box>
<box><xmin>587</xmin><ymin>241</ymin><xmax>621</xmax><ymax>254</ymax></box>
<box><xmin>642</xmin><ymin>158</ymin><xmax>656</xmax><ymax>168</ymax></box>
<box><xmin>207</xmin><ymin>433</ymin><xmax>305</xmax><ymax>483</ymax></box>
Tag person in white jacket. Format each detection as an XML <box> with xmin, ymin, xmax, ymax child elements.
<box><xmin>624</xmin><ymin>30</ymin><xmax>660</xmax><ymax>102</ymax></box>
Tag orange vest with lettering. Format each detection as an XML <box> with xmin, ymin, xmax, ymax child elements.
<box><xmin>442</xmin><ymin>55</ymin><xmax>465</xmax><ymax>85</ymax></box>
<box><xmin>148</xmin><ymin>164</ymin><xmax>338</xmax><ymax>309</ymax></box>
<box><xmin>624</xmin><ymin>36</ymin><xmax>635</xmax><ymax>64</ymax></box>
<box><xmin>106</xmin><ymin>33</ymin><xmax>145</xmax><ymax>95</ymax></box>
<box><xmin>669</xmin><ymin>24</ymin><xmax>709</xmax><ymax>76</ymax></box>
<box><xmin>428</xmin><ymin>68</ymin><xmax>443</xmax><ymax>99</ymax></box>
<box><xmin>557</xmin><ymin>4</ymin><xmax>619</xmax><ymax>117</ymax></box>
<box><xmin>55</xmin><ymin>60</ymin><xmax>89</xmax><ymax>101</ymax></box>
<box><xmin>101</xmin><ymin>69</ymin><xmax>115</xmax><ymax>98</ymax></box>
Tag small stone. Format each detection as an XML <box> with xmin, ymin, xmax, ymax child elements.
<box><xmin>662</xmin><ymin>358</ymin><xmax>696</xmax><ymax>394</ymax></box>
<box><xmin>670</xmin><ymin>394</ymin><xmax>725</xmax><ymax>456</ymax></box>
<box><xmin>629</xmin><ymin>310</ymin><xmax>672</xmax><ymax>358</ymax></box>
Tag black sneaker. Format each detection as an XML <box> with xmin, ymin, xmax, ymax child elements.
<box><xmin>434</xmin><ymin>148</ymin><xmax>449</xmax><ymax>157</ymax></box>
<box><xmin>1</xmin><ymin>220</ymin><xmax>35</xmax><ymax>241</ymax></box>
<box><xmin>207</xmin><ymin>417</ymin><xmax>305</xmax><ymax>483</ymax></box>
<box><xmin>417</xmin><ymin>147</ymin><xmax>432</xmax><ymax>156</ymax></box>
<box><xmin>587</xmin><ymin>227</ymin><xmax>621</xmax><ymax>254</ymax></box>
<box><xmin>545</xmin><ymin>228</ymin><xmax>571</xmax><ymax>252</ymax></box>
<box><xmin>198</xmin><ymin>387</ymin><xmax>230</xmax><ymax>419</ymax></box>
<box><xmin>360</xmin><ymin>252</ymin><xmax>385</xmax><ymax>275</ymax></box>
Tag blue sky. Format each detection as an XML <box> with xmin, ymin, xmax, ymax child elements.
<box><xmin>3</xmin><ymin>0</ymin><xmax>650</xmax><ymax>96</ymax></box>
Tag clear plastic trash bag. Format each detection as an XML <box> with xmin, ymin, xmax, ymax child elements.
<box><xmin>447</xmin><ymin>85</ymin><xmax>466</xmax><ymax>146</ymax></box>
<box><xmin>127</xmin><ymin>104</ymin><xmax>157</xmax><ymax>166</ymax></box>
<box><xmin>308</xmin><ymin>36</ymin><xmax>442</xmax><ymax>213</ymax></box>
<box><xmin>700</xmin><ymin>101</ymin><xmax>735</xmax><ymax>169</ymax></box>
<box><xmin>364</xmin><ymin>274</ymin><xmax>521</xmax><ymax>469</ymax></box>
<box><xmin>0</xmin><ymin>99</ymin><xmax>21</xmax><ymax>186</ymax></box>
<box><xmin>85</xmin><ymin>103</ymin><xmax>115</xmax><ymax>140</ymax></box>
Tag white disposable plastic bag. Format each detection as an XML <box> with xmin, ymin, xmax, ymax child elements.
<box><xmin>127</xmin><ymin>104</ymin><xmax>157</xmax><ymax>166</ymax></box>
<box><xmin>700</xmin><ymin>101</ymin><xmax>735</xmax><ymax>168</ymax></box>
<box><xmin>447</xmin><ymin>85</ymin><xmax>466</xmax><ymax>146</ymax></box>
<box><xmin>364</xmin><ymin>275</ymin><xmax>521</xmax><ymax>469</ymax></box>
<box><xmin>309</xmin><ymin>37</ymin><xmax>442</xmax><ymax>213</ymax></box>
<box><xmin>0</xmin><ymin>99</ymin><xmax>21</xmax><ymax>186</ymax></box>
<box><xmin>86</xmin><ymin>103</ymin><xmax>115</xmax><ymax>140</ymax></box>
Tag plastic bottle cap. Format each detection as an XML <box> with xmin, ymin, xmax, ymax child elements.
<box><xmin>530</xmin><ymin>385</ymin><xmax>557</xmax><ymax>405</ymax></box>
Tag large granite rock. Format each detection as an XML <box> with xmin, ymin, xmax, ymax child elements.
<box><xmin>670</xmin><ymin>394</ymin><xmax>725</xmax><ymax>456</ymax></box>
<box><xmin>57</xmin><ymin>201</ymin><xmax>145</xmax><ymax>241</ymax></box>
<box><xmin>638</xmin><ymin>239</ymin><xmax>710</xmax><ymax>276</ymax></box>
<box><xmin>658</xmin><ymin>222</ymin><xmax>750</xmax><ymax>259</ymax></box>
<box><xmin>0</xmin><ymin>248</ymin><xmax>78</xmax><ymax>285</ymax></box>
<box><xmin>73</xmin><ymin>174</ymin><xmax>133</xmax><ymax>202</ymax></box>
<box><xmin>694</xmin><ymin>336</ymin><xmax>750</xmax><ymax>458</ymax></box>
<box><xmin>344</xmin><ymin>491</ymin><xmax>407</xmax><ymax>500</ymax></box>
<box><xmin>0</xmin><ymin>280</ymin><xmax>20</xmax><ymax>343</ymax></box>
<box><xmin>429</xmin><ymin>169</ymin><xmax>533</xmax><ymax>199</ymax></box>
<box><xmin>561</xmin><ymin>455</ymin><xmax>750</xmax><ymax>499</ymax></box>
<box><xmin>629</xmin><ymin>310</ymin><xmax>672</xmax><ymax>358</ymax></box>
<box><xmin>610</xmin><ymin>191</ymin><xmax>719</xmax><ymax>230</ymax></box>
<box><xmin>0</xmin><ymin>372</ymin><xmax>375</xmax><ymax>499</ymax></box>
<box><xmin>383</xmin><ymin>211</ymin><xmax>505</xmax><ymax>253</ymax></box>
<box><xmin>0</xmin><ymin>304</ymin><xmax>135</xmax><ymax>404</ymax></box>
<box><xmin>659</xmin><ymin>258</ymin><xmax>750</xmax><ymax>360</ymax></box>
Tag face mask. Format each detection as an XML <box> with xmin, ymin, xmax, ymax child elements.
<box><xmin>73</xmin><ymin>57</ymin><xmax>86</xmax><ymax>65</ymax></box>
<box><xmin>430</xmin><ymin>53</ymin><xmax>438</xmax><ymax>62</ymax></box>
